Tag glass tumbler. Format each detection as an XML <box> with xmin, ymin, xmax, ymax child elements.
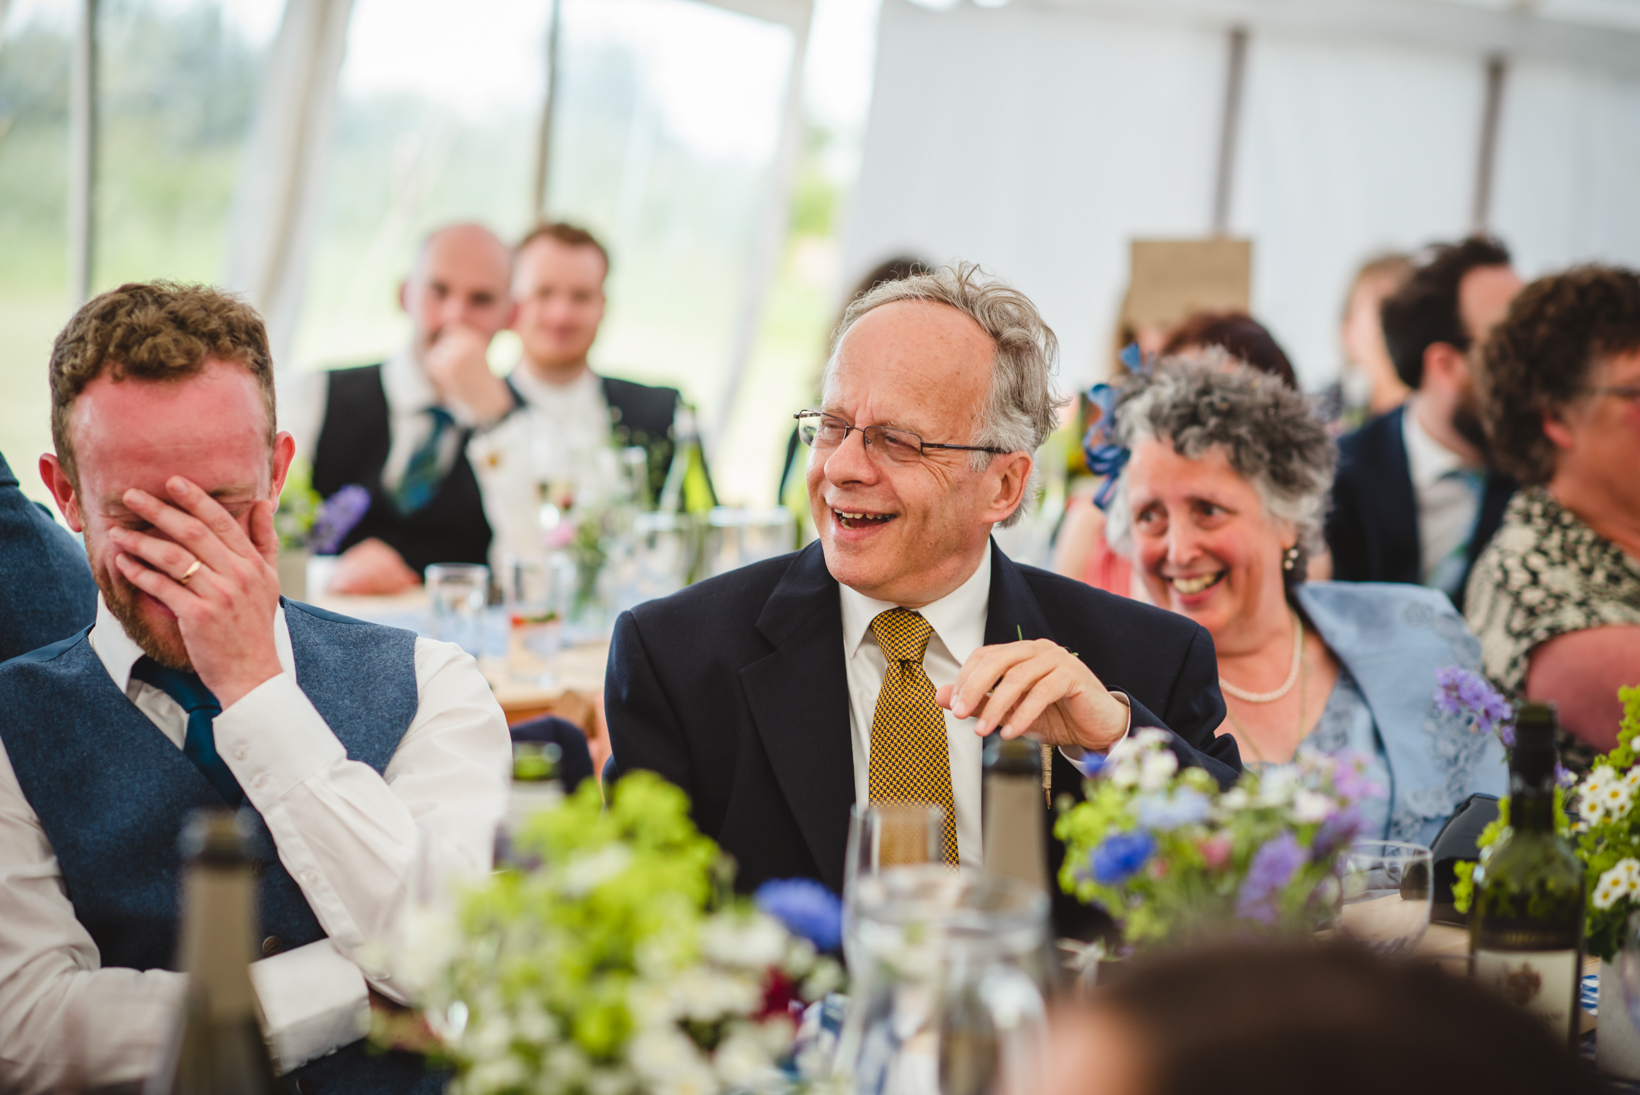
<box><xmin>425</xmin><ymin>563</ymin><xmax>490</xmax><ymax>654</ymax></box>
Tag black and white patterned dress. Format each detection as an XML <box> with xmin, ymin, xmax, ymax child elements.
<box><xmin>1465</xmin><ymin>486</ymin><xmax>1640</xmax><ymax>770</ymax></box>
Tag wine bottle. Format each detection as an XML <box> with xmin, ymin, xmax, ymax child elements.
<box><xmin>982</xmin><ymin>737</ymin><xmax>1049</xmax><ymax>894</ymax></box>
<box><xmin>1470</xmin><ymin>702</ymin><xmax>1586</xmax><ymax>1049</ymax></box>
<box><xmin>146</xmin><ymin>810</ymin><xmax>279</xmax><ymax>1095</ymax></box>
<box><xmin>657</xmin><ymin>406</ymin><xmax>717</xmax><ymax>516</ymax></box>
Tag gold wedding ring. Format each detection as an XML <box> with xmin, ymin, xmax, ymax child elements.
<box><xmin>179</xmin><ymin>560</ymin><xmax>202</xmax><ymax>585</ymax></box>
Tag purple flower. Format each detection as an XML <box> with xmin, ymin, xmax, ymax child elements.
<box><xmin>1434</xmin><ymin>667</ymin><xmax>1513</xmax><ymax>739</ymax></box>
<box><xmin>1091</xmin><ymin>830</ymin><xmax>1155</xmax><ymax>885</ymax></box>
<box><xmin>1557</xmin><ymin>764</ymin><xmax>1577</xmax><ymax>789</ymax></box>
<box><xmin>755</xmin><ymin>878</ymin><xmax>842</xmax><ymax>952</ymax></box>
<box><xmin>1235</xmin><ymin>833</ymin><xmax>1306</xmax><ymax>924</ymax></box>
<box><xmin>309</xmin><ymin>484</ymin><xmax>372</xmax><ymax>555</ymax></box>
<box><xmin>1311</xmin><ymin>805</ymin><xmax>1363</xmax><ymax>862</ymax></box>
<box><xmin>1330</xmin><ymin>750</ymin><xmax>1387</xmax><ymax>805</ymax></box>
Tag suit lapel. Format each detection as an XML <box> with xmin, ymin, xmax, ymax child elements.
<box><xmin>739</xmin><ymin>543</ymin><xmax>856</xmax><ymax>892</ymax></box>
<box><xmin>984</xmin><ymin>541</ymin><xmax>1056</xmax><ymax>648</ymax></box>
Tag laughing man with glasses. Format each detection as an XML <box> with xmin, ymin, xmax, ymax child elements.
<box><xmin>604</xmin><ymin>263</ymin><xmax>1240</xmax><ymax>934</ymax></box>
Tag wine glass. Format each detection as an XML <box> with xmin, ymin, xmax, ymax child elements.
<box><xmin>1336</xmin><ymin>840</ymin><xmax>1433</xmax><ymax>958</ymax></box>
<box><xmin>841</xmin><ymin>802</ymin><xmax>944</xmax><ymax>971</ymax></box>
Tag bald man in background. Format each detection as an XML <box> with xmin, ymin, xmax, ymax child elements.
<box><xmin>281</xmin><ymin>223</ymin><xmax>520</xmax><ymax>594</ymax></box>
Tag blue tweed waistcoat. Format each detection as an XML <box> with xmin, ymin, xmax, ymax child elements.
<box><xmin>0</xmin><ymin>599</ymin><xmax>442</xmax><ymax>1094</ymax></box>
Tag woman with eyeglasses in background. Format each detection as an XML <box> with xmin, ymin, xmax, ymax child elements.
<box><xmin>1466</xmin><ymin>265</ymin><xmax>1640</xmax><ymax>771</ymax></box>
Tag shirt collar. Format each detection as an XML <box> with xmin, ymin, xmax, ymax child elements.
<box><xmin>381</xmin><ymin>349</ymin><xmax>439</xmax><ymax>416</ymax></box>
<box><xmin>839</xmin><ymin>547</ymin><xmax>992</xmax><ymax>664</ymax></box>
<box><xmin>1402</xmin><ymin>399</ymin><xmax>1469</xmax><ymax>492</ymax></box>
<box><xmin>509</xmin><ymin>363</ymin><xmax>603</xmax><ymax>406</ymax></box>
<box><xmin>88</xmin><ymin>592</ymin><xmax>297</xmax><ymax>694</ymax></box>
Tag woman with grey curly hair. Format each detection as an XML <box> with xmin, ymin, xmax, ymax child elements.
<box><xmin>1108</xmin><ymin>358</ymin><xmax>1504</xmax><ymax>845</ymax></box>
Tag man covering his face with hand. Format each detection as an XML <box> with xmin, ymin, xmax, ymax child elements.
<box><xmin>0</xmin><ymin>282</ymin><xmax>509</xmax><ymax>1094</ymax></box>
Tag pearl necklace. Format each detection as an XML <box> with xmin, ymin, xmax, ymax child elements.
<box><xmin>1219</xmin><ymin>611</ymin><xmax>1303</xmax><ymax>703</ymax></box>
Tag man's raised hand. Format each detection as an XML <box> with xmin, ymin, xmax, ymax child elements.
<box><xmin>106</xmin><ymin>476</ymin><xmax>284</xmax><ymax>708</ymax></box>
<box><xmin>934</xmin><ymin>638</ymin><xmax>1129</xmax><ymax>754</ymax></box>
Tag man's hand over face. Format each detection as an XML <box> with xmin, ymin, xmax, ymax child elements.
<box><xmin>424</xmin><ymin>322</ymin><xmax>514</xmax><ymax>426</ymax></box>
<box><xmin>327</xmin><ymin>537</ymin><xmax>421</xmax><ymax>596</ymax></box>
<box><xmin>106</xmin><ymin>477</ymin><xmax>283</xmax><ymax>708</ymax></box>
<box><xmin>936</xmin><ymin>639</ymin><xmax>1129</xmax><ymax>754</ymax></box>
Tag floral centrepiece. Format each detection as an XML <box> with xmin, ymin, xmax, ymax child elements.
<box><xmin>387</xmin><ymin>773</ymin><xmax>844</xmax><ymax>1095</ymax></box>
<box><xmin>1452</xmin><ymin>685</ymin><xmax>1640</xmax><ymax>962</ymax></box>
<box><xmin>1055</xmin><ymin>729</ymin><xmax>1383</xmax><ymax>948</ymax></box>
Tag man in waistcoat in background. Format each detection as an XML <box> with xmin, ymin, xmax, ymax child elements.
<box><xmin>0</xmin><ymin>282</ymin><xmax>510</xmax><ymax>1094</ymax></box>
<box><xmin>282</xmin><ymin>222</ymin><xmax>520</xmax><ymax>594</ymax></box>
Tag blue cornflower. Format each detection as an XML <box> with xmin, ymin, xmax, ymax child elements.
<box><xmin>755</xmin><ymin>878</ymin><xmax>843</xmax><ymax>952</ymax></box>
<box><xmin>1135</xmin><ymin>788</ymin><xmax>1211</xmax><ymax>831</ymax></box>
<box><xmin>1091</xmin><ymin>830</ymin><xmax>1156</xmax><ymax>885</ymax></box>
<box><xmin>1235</xmin><ymin>833</ymin><xmax>1307</xmax><ymax>924</ymax></box>
<box><xmin>1311</xmin><ymin>805</ymin><xmax>1363</xmax><ymax>862</ymax></box>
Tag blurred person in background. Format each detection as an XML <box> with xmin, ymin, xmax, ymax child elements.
<box><xmin>0</xmin><ymin>450</ymin><xmax>97</xmax><ymax>661</ymax></box>
<box><xmin>777</xmin><ymin>255</ymin><xmax>927</xmax><ymax>532</ymax></box>
<box><xmin>1043</xmin><ymin>940</ymin><xmax>1603</xmax><ymax>1095</ymax></box>
<box><xmin>1325</xmin><ymin>237</ymin><xmax>1523</xmax><ymax>610</ymax></box>
<box><xmin>1053</xmin><ymin>311</ymin><xmax>1304</xmax><ymax>599</ymax></box>
<box><xmin>1467</xmin><ymin>265</ymin><xmax>1640</xmax><ymax>769</ymax></box>
<box><xmin>1329</xmin><ymin>252</ymin><xmax>1414</xmax><ymax>431</ymax></box>
<box><xmin>1105</xmin><ymin>358</ymin><xmax>1504</xmax><ymax>845</ymax></box>
<box><xmin>281</xmin><ymin>222</ymin><xmax>519</xmax><ymax>594</ymax></box>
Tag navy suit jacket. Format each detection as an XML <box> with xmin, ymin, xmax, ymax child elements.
<box><xmin>605</xmin><ymin>540</ymin><xmax>1238</xmax><ymax>936</ymax></box>
<box><xmin>1325</xmin><ymin>405</ymin><xmax>1515</xmax><ymax>613</ymax></box>
<box><xmin>0</xmin><ymin>452</ymin><xmax>97</xmax><ymax>663</ymax></box>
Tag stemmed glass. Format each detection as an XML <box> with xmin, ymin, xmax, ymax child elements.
<box><xmin>1336</xmin><ymin>840</ymin><xmax>1433</xmax><ymax>958</ymax></box>
<box><xmin>841</xmin><ymin>802</ymin><xmax>944</xmax><ymax>971</ymax></box>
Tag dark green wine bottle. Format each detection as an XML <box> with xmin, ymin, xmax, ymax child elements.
<box><xmin>147</xmin><ymin>810</ymin><xmax>279</xmax><ymax>1094</ymax></box>
<box><xmin>1470</xmin><ymin>702</ymin><xmax>1586</xmax><ymax>1049</ymax></box>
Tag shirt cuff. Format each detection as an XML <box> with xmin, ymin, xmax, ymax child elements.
<box><xmin>1058</xmin><ymin>691</ymin><xmax>1132</xmax><ymax>778</ymax></box>
<box><xmin>214</xmin><ymin>672</ymin><xmax>347</xmax><ymax>805</ymax></box>
<box><xmin>248</xmin><ymin>939</ymin><xmax>369</xmax><ymax>1075</ymax></box>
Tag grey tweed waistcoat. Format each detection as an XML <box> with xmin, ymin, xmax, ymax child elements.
<box><xmin>0</xmin><ymin>600</ymin><xmax>443</xmax><ymax>1094</ymax></box>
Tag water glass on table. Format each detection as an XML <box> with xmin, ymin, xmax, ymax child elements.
<box><xmin>1336</xmin><ymin>840</ymin><xmax>1433</xmax><ymax>958</ymax></box>
<box><xmin>501</xmin><ymin>554</ymin><xmax>569</xmax><ymax>684</ymax></box>
<box><xmin>426</xmin><ymin>563</ymin><xmax>489</xmax><ymax>655</ymax></box>
<box><xmin>842</xmin><ymin>802</ymin><xmax>945</xmax><ymax>969</ymax></box>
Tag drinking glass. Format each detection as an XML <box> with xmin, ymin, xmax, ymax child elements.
<box><xmin>704</xmin><ymin>507</ymin><xmax>797</xmax><ymax>578</ymax></box>
<box><xmin>501</xmin><ymin>554</ymin><xmax>567</xmax><ymax>684</ymax></box>
<box><xmin>833</xmin><ymin>865</ymin><xmax>1051</xmax><ymax>1095</ymax></box>
<box><xmin>842</xmin><ymin>803</ymin><xmax>945</xmax><ymax>971</ymax></box>
<box><xmin>425</xmin><ymin>563</ymin><xmax>490</xmax><ymax>654</ymax></box>
<box><xmin>1336</xmin><ymin>840</ymin><xmax>1433</xmax><ymax>958</ymax></box>
<box><xmin>631</xmin><ymin>511</ymin><xmax>692</xmax><ymax>602</ymax></box>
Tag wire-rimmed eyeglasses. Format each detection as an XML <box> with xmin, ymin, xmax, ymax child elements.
<box><xmin>793</xmin><ymin>410</ymin><xmax>1010</xmax><ymax>467</ymax></box>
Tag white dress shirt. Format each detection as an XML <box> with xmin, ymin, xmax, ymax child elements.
<box><xmin>279</xmin><ymin>352</ymin><xmax>474</xmax><ymax>491</ymax></box>
<box><xmin>0</xmin><ymin>597</ymin><xmax>510</xmax><ymax>1093</ymax></box>
<box><xmin>840</xmin><ymin>550</ymin><xmax>993</xmax><ymax>868</ymax></box>
<box><xmin>467</xmin><ymin>366</ymin><xmax>614</xmax><ymax>569</ymax></box>
<box><xmin>1403</xmin><ymin>401</ymin><xmax>1483</xmax><ymax>591</ymax></box>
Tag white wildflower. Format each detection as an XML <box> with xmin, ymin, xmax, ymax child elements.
<box><xmin>583</xmin><ymin>1065</ymin><xmax>638</xmax><ymax>1095</ymax></box>
<box><xmin>701</xmin><ymin>910</ymin><xmax>787</xmax><ymax>969</ymax></box>
<box><xmin>466</xmin><ymin>1053</ymin><xmax>528</xmax><ymax>1095</ymax></box>
<box><xmin>1255</xmin><ymin>767</ymin><xmax>1298</xmax><ymax>807</ymax></box>
<box><xmin>1137</xmin><ymin>750</ymin><xmax>1179</xmax><ymax>792</ymax></box>
<box><xmin>559</xmin><ymin>844</ymin><xmax>634</xmax><ymax>895</ymax></box>
<box><xmin>1218</xmin><ymin>787</ymin><xmax>1250</xmax><ymax>812</ymax></box>
<box><xmin>1600</xmin><ymin>781</ymin><xmax>1636</xmax><ymax>821</ymax></box>
<box><xmin>543</xmin><ymin>1044</ymin><xmax>591</xmax><ymax>1086</ymax></box>
<box><xmin>670</xmin><ymin>967</ymin><xmax>762</xmax><ymax>1022</ymax></box>
<box><xmin>1595</xmin><ymin>868</ymin><xmax>1631</xmax><ymax>911</ymax></box>
<box><xmin>513</xmin><ymin>999</ymin><xmax>557</xmax><ymax>1045</ymax></box>
<box><xmin>1623</xmin><ymin>767</ymin><xmax>1640</xmax><ymax>792</ymax></box>
<box><xmin>1291</xmin><ymin>789</ymin><xmax>1336</xmax><ymax>824</ymax></box>
<box><xmin>1107</xmin><ymin>758</ymin><xmax>1141</xmax><ymax>789</ymax></box>
<box><xmin>803</xmin><ymin>958</ymin><xmax>845</xmax><ymax>1000</ymax></box>
<box><xmin>713</xmin><ymin>1029</ymin><xmax>785</xmax><ymax>1092</ymax></box>
<box><xmin>628</xmin><ymin>1028</ymin><xmax>705</xmax><ymax>1083</ymax></box>
<box><xmin>1134</xmin><ymin>727</ymin><xmax>1173</xmax><ymax>748</ymax></box>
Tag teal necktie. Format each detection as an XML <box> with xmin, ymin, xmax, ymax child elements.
<box><xmin>130</xmin><ymin>657</ymin><xmax>244</xmax><ymax>808</ymax></box>
<box><xmin>395</xmin><ymin>406</ymin><xmax>456</xmax><ymax>514</ymax></box>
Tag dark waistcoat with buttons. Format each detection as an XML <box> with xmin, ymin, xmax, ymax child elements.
<box><xmin>0</xmin><ymin>600</ymin><xmax>442</xmax><ymax>1094</ymax></box>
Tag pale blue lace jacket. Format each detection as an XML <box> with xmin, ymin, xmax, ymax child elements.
<box><xmin>1294</xmin><ymin>582</ymin><xmax>1508</xmax><ymax>848</ymax></box>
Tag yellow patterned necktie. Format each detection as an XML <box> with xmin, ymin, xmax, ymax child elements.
<box><xmin>868</xmin><ymin>608</ymin><xmax>959</xmax><ymax>865</ymax></box>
